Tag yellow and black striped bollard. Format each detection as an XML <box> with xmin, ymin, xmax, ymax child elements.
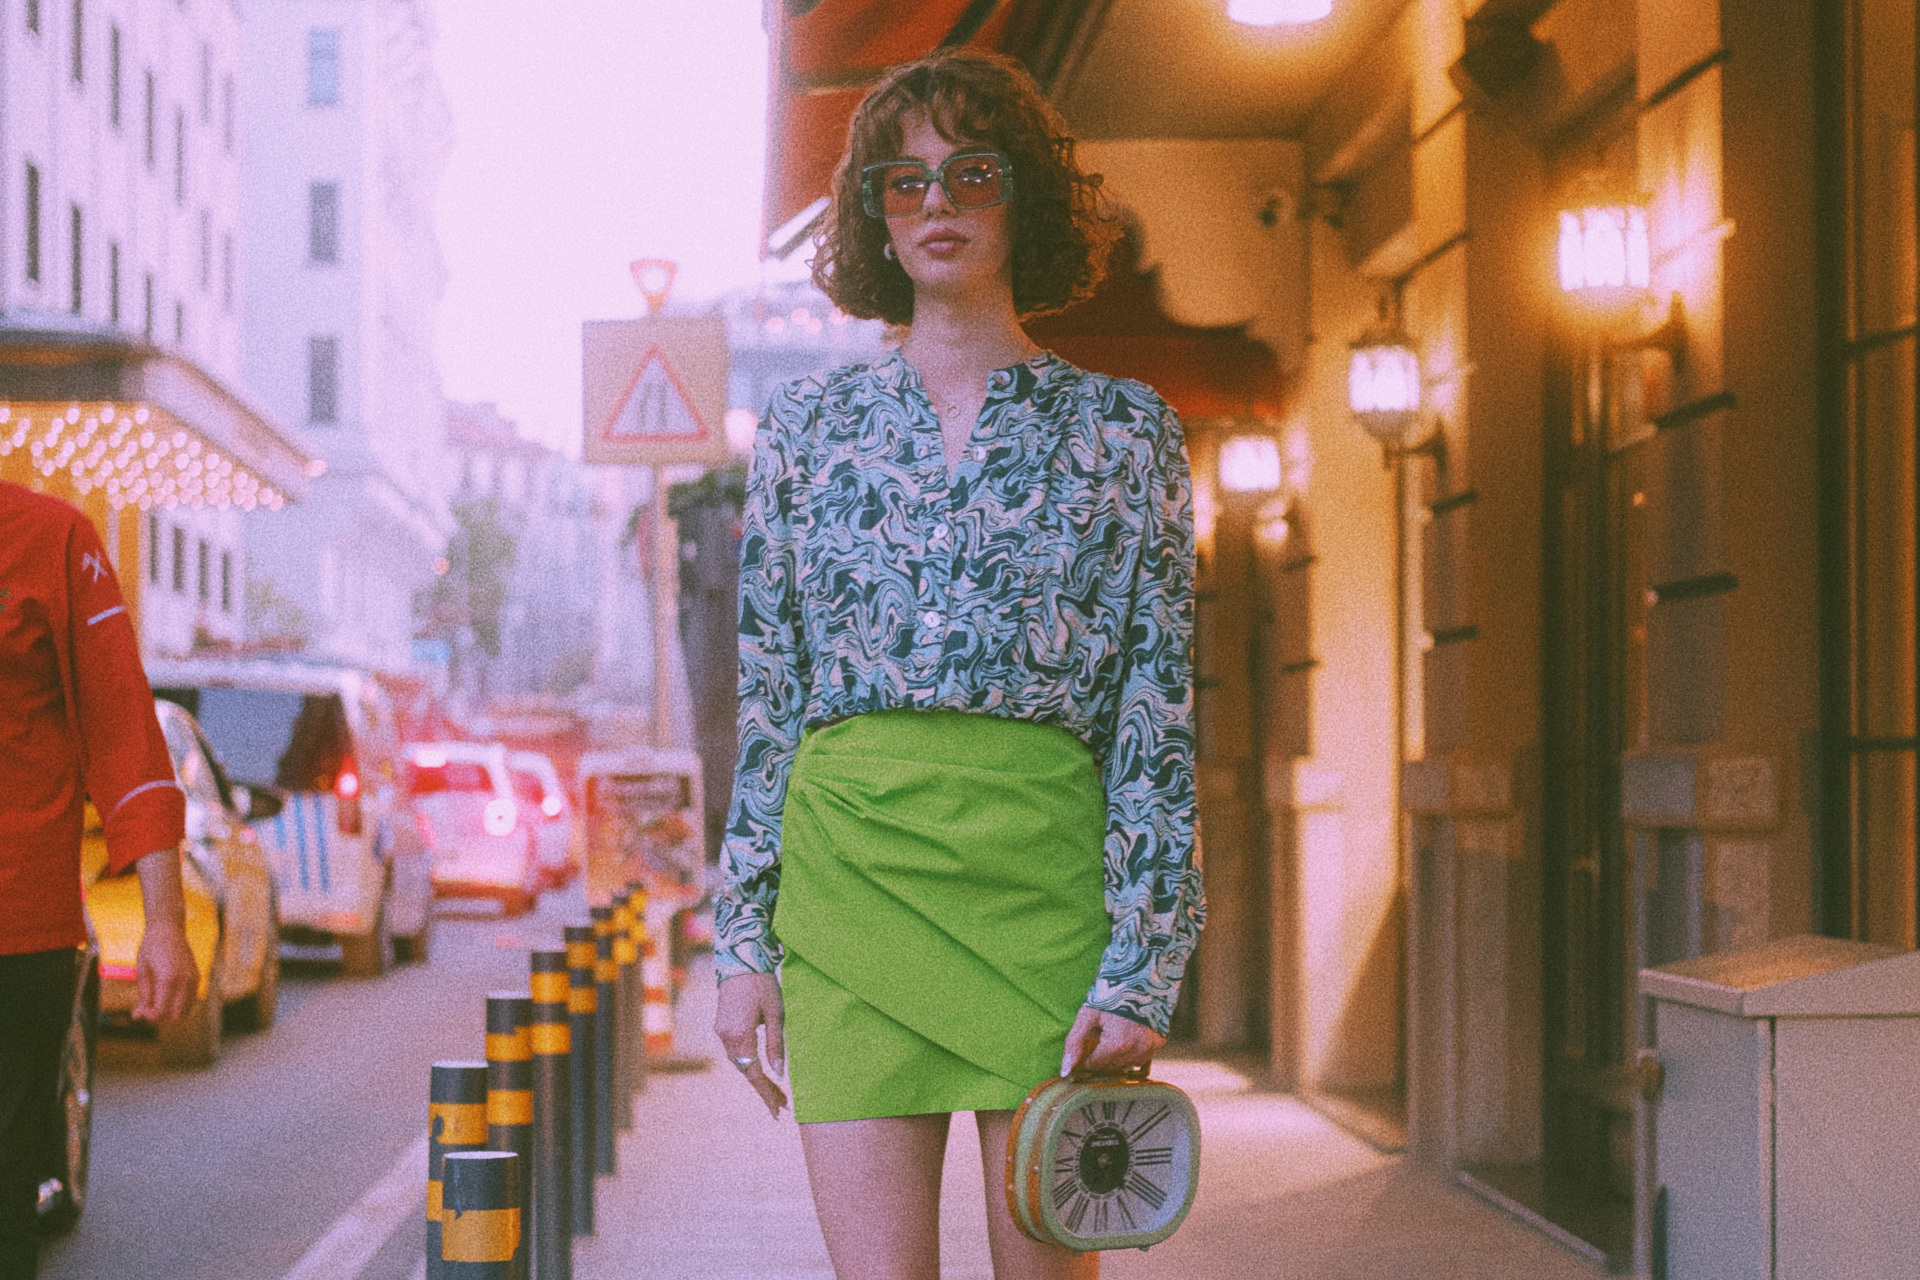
<box><xmin>626</xmin><ymin>883</ymin><xmax>650</xmax><ymax>1092</ymax></box>
<box><xmin>428</xmin><ymin>1061</ymin><xmax>490</xmax><ymax>1280</ymax></box>
<box><xmin>486</xmin><ymin>993</ymin><xmax>534</xmax><ymax>1280</ymax></box>
<box><xmin>589</xmin><ymin>906</ymin><xmax>618</xmax><ymax>1176</ymax></box>
<box><xmin>611</xmin><ymin>893</ymin><xmax>639</xmax><ymax>1128</ymax></box>
<box><xmin>441</xmin><ymin>1150</ymin><xmax>521</xmax><ymax>1279</ymax></box>
<box><xmin>529</xmin><ymin>950</ymin><xmax>573</xmax><ymax>1280</ymax></box>
<box><xmin>563</xmin><ymin>924</ymin><xmax>598</xmax><ymax>1237</ymax></box>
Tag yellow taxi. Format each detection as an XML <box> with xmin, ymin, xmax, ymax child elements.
<box><xmin>82</xmin><ymin>699</ymin><xmax>282</xmax><ymax>1067</ymax></box>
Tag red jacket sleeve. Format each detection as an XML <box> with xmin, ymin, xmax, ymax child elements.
<box><xmin>63</xmin><ymin>517</ymin><xmax>184</xmax><ymax>876</ymax></box>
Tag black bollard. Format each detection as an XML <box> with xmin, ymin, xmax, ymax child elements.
<box><xmin>611</xmin><ymin>895</ymin><xmax>638</xmax><ymax>1128</ymax></box>
<box><xmin>564</xmin><ymin>925</ymin><xmax>597</xmax><ymax>1237</ymax></box>
<box><xmin>428</xmin><ymin>1062</ymin><xmax>490</xmax><ymax>1280</ymax></box>
<box><xmin>589</xmin><ymin>908</ymin><xmax>618</xmax><ymax>1176</ymax></box>
<box><xmin>529</xmin><ymin>951</ymin><xmax>573</xmax><ymax>1280</ymax></box>
<box><xmin>486</xmin><ymin>993</ymin><xmax>534</xmax><ymax>1280</ymax></box>
<box><xmin>441</xmin><ymin>1150</ymin><xmax>521</xmax><ymax>1279</ymax></box>
<box><xmin>626</xmin><ymin>884</ymin><xmax>649</xmax><ymax>1095</ymax></box>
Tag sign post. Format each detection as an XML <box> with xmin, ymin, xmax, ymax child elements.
<box><xmin>582</xmin><ymin>302</ymin><xmax>729</xmax><ymax>754</ymax></box>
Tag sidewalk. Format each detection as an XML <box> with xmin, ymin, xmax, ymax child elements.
<box><xmin>578</xmin><ymin>959</ymin><xmax>1604</xmax><ymax>1280</ymax></box>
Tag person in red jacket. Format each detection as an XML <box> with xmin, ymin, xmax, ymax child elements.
<box><xmin>0</xmin><ymin>482</ymin><xmax>199</xmax><ymax>1279</ymax></box>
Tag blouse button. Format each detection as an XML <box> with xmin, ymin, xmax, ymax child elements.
<box><xmin>922</xmin><ymin>610</ymin><xmax>943</xmax><ymax>629</ymax></box>
<box><xmin>971</xmin><ymin>445</ymin><xmax>986</xmax><ymax>462</ymax></box>
<box><xmin>930</xmin><ymin>524</ymin><xmax>949</xmax><ymax>543</ymax></box>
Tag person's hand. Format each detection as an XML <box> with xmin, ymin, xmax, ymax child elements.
<box><xmin>131</xmin><ymin>847</ymin><xmax>200</xmax><ymax>1023</ymax></box>
<box><xmin>1061</xmin><ymin>1005</ymin><xmax>1166</xmax><ymax>1077</ymax></box>
<box><xmin>133</xmin><ymin>918</ymin><xmax>199</xmax><ymax>1023</ymax></box>
<box><xmin>715</xmin><ymin>971</ymin><xmax>788</xmax><ymax>1118</ymax></box>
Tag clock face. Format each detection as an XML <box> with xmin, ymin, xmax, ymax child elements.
<box><xmin>1048</xmin><ymin>1095</ymin><xmax>1183</xmax><ymax>1240</ymax></box>
<box><xmin>1008</xmin><ymin>1075</ymin><xmax>1199</xmax><ymax>1253</ymax></box>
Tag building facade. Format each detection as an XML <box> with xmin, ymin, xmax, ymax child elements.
<box><xmin>760</xmin><ymin>0</ymin><xmax>1916</xmax><ymax>1270</ymax></box>
<box><xmin>235</xmin><ymin>0</ymin><xmax>449</xmax><ymax>669</ymax></box>
<box><xmin>0</xmin><ymin>0</ymin><xmax>311</xmax><ymax>644</ymax></box>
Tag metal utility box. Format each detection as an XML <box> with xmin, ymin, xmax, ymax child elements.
<box><xmin>1641</xmin><ymin>935</ymin><xmax>1920</xmax><ymax>1280</ymax></box>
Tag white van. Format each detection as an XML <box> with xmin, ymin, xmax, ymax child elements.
<box><xmin>150</xmin><ymin>659</ymin><xmax>433</xmax><ymax>974</ymax></box>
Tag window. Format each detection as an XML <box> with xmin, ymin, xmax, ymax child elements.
<box><xmin>223</xmin><ymin>74</ymin><xmax>234</xmax><ymax>154</ymax></box>
<box><xmin>1821</xmin><ymin>0</ymin><xmax>1919</xmax><ymax>948</ymax></box>
<box><xmin>143</xmin><ymin>271</ymin><xmax>153</xmax><ymax>339</ymax></box>
<box><xmin>308</xmin><ymin>336</ymin><xmax>340</xmax><ymax>423</ymax></box>
<box><xmin>196</xmin><ymin>539</ymin><xmax>209</xmax><ymax>602</ymax></box>
<box><xmin>220</xmin><ymin>550</ymin><xmax>233</xmax><ymax>613</ymax></box>
<box><xmin>199</xmin><ymin>43</ymin><xmax>211</xmax><ymax>124</ymax></box>
<box><xmin>144</xmin><ymin>71</ymin><xmax>155</xmax><ymax>168</ymax></box>
<box><xmin>198</xmin><ymin>208</ymin><xmax>210</xmax><ymax>291</ymax></box>
<box><xmin>69</xmin><ymin>204</ymin><xmax>82</xmax><ymax>314</ymax></box>
<box><xmin>24</xmin><ymin>163</ymin><xmax>40</xmax><ymax>285</ymax></box>
<box><xmin>70</xmin><ymin>0</ymin><xmax>82</xmax><ymax>83</ymax></box>
<box><xmin>308</xmin><ymin>182</ymin><xmax>340</xmax><ymax>263</ymax></box>
<box><xmin>170</xmin><ymin>525</ymin><xmax>186</xmax><ymax>592</ymax></box>
<box><xmin>174</xmin><ymin>107</ymin><xmax>185</xmax><ymax>203</ymax></box>
<box><xmin>108</xmin><ymin>24</ymin><xmax>120</xmax><ymax>126</ymax></box>
<box><xmin>307</xmin><ymin>30</ymin><xmax>341</xmax><ymax>106</ymax></box>
<box><xmin>221</xmin><ymin>233</ymin><xmax>233</xmax><ymax>312</ymax></box>
<box><xmin>108</xmin><ymin>239</ymin><xmax>119</xmax><ymax>324</ymax></box>
<box><xmin>147</xmin><ymin>514</ymin><xmax>161</xmax><ymax>583</ymax></box>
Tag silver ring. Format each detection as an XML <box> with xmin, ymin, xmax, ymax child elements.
<box><xmin>732</xmin><ymin>1056</ymin><xmax>758</xmax><ymax>1072</ymax></box>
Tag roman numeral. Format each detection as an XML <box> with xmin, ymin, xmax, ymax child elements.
<box><xmin>1092</xmin><ymin>1199</ymin><xmax>1110</xmax><ymax>1234</ymax></box>
<box><xmin>1127</xmin><ymin>1105</ymin><xmax>1171</xmax><ymax>1143</ymax></box>
<box><xmin>1064</xmin><ymin>1190</ymin><xmax>1090</xmax><ymax>1233</ymax></box>
<box><xmin>1134</xmin><ymin>1144</ymin><xmax>1173</xmax><ymax>1166</ymax></box>
<box><xmin>1125</xmin><ymin>1171</ymin><xmax>1169</xmax><ymax>1211</ymax></box>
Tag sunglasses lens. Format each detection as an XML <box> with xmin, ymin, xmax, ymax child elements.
<box><xmin>874</xmin><ymin>164</ymin><xmax>933</xmax><ymax>217</ymax></box>
<box><xmin>943</xmin><ymin>155</ymin><xmax>1005</xmax><ymax>208</ymax></box>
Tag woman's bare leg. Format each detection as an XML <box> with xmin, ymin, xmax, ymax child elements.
<box><xmin>799</xmin><ymin>1113</ymin><xmax>952</xmax><ymax>1280</ymax></box>
<box><xmin>975</xmin><ymin>1110</ymin><xmax>1099</xmax><ymax>1280</ymax></box>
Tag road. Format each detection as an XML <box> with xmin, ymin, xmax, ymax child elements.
<box><xmin>40</xmin><ymin>888</ymin><xmax>593</xmax><ymax>1280</ymax></box>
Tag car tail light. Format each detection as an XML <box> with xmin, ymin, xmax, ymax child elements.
<box><xmin>336</xmin><ymin>757</ymin><xmax>363</xmax><ymax>837</ymax></box>
<box><xmin>541</xmin><ymin>795</ymin><xmax>564</xmax><ymax>819</ymax></box>
<box><xmin>483</xmin><ymin>798</ymin><xmax>518</xmax><ymax>838</ymax></box>
<box><xmin>414</xmin><ymin>809</ymin><xmax>438</xmax><ymax>851</ymax></box>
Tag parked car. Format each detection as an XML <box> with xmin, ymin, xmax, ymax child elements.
<box><xmin>150</xmin><ymin>660</ymin><xmax>433</xmax><ymax>975</ymax></box>
<box><xmin>83</xmin><ymin>699</ymin><xmax>283</xmax><ymax>1067</ymax></box>
<box><xmin>33</xmin><ymin>938</ymin><xmax>98</xmax><ymax>1237</ymax></box>
<box><xmin>509</xmin><ymin>750</ymin><xmax>578</xmax><ymax>889</ymax></box>
<box><xmin>407</xmin><ymin>742</ymin><xmax>540</xmax><ymax>915</ymax></box>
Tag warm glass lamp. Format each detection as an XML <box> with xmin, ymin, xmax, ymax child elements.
<box><xmin>1556</xmin><ymin>175</ymin><xmax>1652</xmax><ymax>320</ymax></box>
<box><xmin>1348</xmin><ymin>323</ymin><xmax>1423</xmax><ymax>450</ymax></box>
<box><xmin>1228</xmin><ymin>0</ymin><xmax>1334</xmax><ymax>24</ymax></box>
<box><xmin>1217</xmin><ymin>435</ymin><xmax>1283</xmax><ymax>493</ymax></box>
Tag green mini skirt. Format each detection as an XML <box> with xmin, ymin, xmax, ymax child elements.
<box><xmin>774</xmin><ymin>709</ymin><xmax>1109</xmax><ymax>1123</ymax></box>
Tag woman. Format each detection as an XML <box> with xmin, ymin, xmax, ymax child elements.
<box><xmin>713</xmin><ymin>49</ymin><xmax>1203</xmax><ymax>1280</ymax></box>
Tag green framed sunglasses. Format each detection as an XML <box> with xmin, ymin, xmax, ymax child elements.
<box><xmin>859</xmin><ymin>150</ymin><xmax>1014</xmax><ymax>219</ymax></box>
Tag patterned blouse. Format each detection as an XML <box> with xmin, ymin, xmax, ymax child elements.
<box><xmin>713</xmin><ymin>349</ymin><xmax>1204</xmax><ymax>1034</ymax></box>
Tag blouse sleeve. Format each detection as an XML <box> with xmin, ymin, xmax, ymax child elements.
<box><xmin>1085</xmin><ymin>398</ymin><xmax>1205</xmax><ymax>1035</ymax></box>
<box><xmin>712</xmin><ymin>378</ymin><xmax>817</xmax><ymax>981</ymax></box>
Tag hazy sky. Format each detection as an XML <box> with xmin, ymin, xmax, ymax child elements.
<box><xmin>433</xmin><ymin>1</ymin><xmax>795</xmax><ymax>453</ymax></box>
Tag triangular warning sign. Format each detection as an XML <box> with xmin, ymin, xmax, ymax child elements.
<box><xmin>603</xmin><ymin>347</ymin><xmax>708</xmax><ymax>442</ymax></box>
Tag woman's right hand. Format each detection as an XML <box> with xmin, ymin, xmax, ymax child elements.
<box><xmin>715</xmin><ymin>971</ymin><xmax>789</xmax><ymax>1118</ymax></box>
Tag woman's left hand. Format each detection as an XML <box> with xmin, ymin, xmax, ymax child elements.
<box><xmin>1061</xmin><ymin>1005</ymin><xmax>1167</xmax><ymax>1077</ymax></box>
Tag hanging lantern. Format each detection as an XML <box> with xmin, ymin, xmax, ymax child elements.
<box><xmin>1557</xmin><ymin>174</ymin><xmax>1651</xmax><ymax>318</ymax></box>
<box><xmin>1217</xmin><ymin>434</ymin><xmax>1283</xmax><ymax>494</ymax></box>
<box><xmin>1348</xmin><ymin>323</ymin><xmax>1423</xmax><ymax>449</ymax></box>
<box><xmin>1228</xmin><ymin>0</ymin><xmax>1334</xmax><ymax>23</ymax></box>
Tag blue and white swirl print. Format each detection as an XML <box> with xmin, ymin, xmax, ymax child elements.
<box><xmin>713</xmin><ymin>349</ymin><xmax>1204</xmax><ymax>1035</ymax></box>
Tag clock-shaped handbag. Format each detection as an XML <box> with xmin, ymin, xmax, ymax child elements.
<box><xmin>1005</xmin><ymin>1067</ymin><xmax>1200</xmax><ymax>1253</ymax></box>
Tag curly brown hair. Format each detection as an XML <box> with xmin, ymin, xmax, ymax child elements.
<box><xmin>811</xmin><ymin>49</ymin><xmax>1118</xmax><ymax>325</ymax></box>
